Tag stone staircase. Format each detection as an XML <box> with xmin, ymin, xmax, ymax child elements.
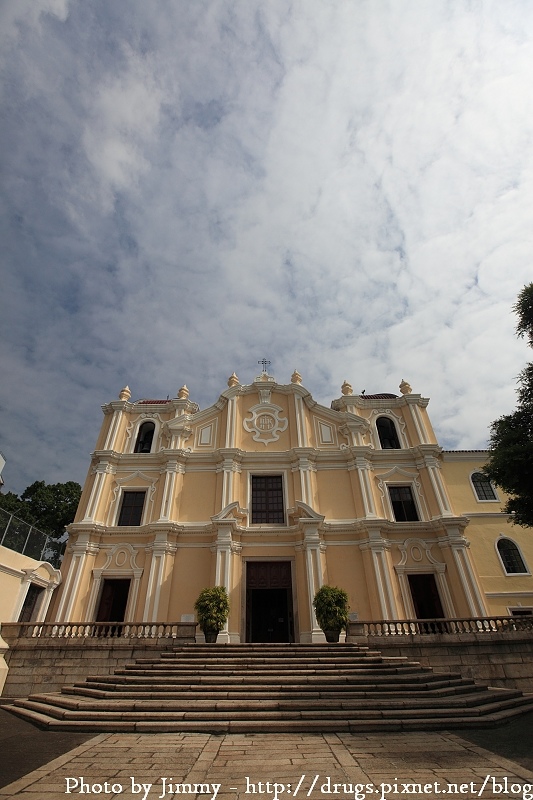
<box><xmin>7</xmin><ymin>643</ymin><xmax>533</xmax><ymax>732</ymax></box>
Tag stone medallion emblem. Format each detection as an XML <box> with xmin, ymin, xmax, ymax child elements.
<box><xmin>243</xmin><ymin>403</ymin><xmax>288</xmax><ymax>445</ymax></box>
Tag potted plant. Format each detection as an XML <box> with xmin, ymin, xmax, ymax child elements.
<box><xmin>194</xmin><ymin>586</ymin><xmax>230</xmax><ymax>643</ymax></box>
<box><xmin>313</xmin><ymin>585</ymin><xmax>349</xmax><ymax>642</ymax></box>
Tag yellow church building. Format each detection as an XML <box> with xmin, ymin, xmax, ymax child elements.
<box><xmin>46</xmin><ymin>368</ymin><xmax>533</xmax><ymax>642</ymax></box>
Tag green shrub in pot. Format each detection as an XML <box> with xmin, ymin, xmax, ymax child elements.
<box><xmin>312</xmin><ymin>585</ymin><xmax>349</xmax><ymax>642</ymax></box>
<box><xmin>194</xmin><ymin>586</ymin><xmax>230</xmax><ymax>643</ymax></box>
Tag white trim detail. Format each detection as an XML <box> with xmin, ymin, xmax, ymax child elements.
<box><xmin>470</xmin><ymin>471</ymin><xmax>500</xmax><ymax>503</ymax></box>
<box><xmin>370</xmin><ymin>410</ymin><xmax>408</xmax><ymax>449</ymax></box>
<box><xmin>496</xmin><ymin>536</ymin><xmax>530</xmax><ymax>576</ymax></box>
<box><xmin>243</xmin><ymin>403</ymin><xmax>288</xmax><ymax>446</ymax></box>
<box><xmin>107</xmin><ymin>472</ymin><xmax>158</xmax><ymax>527</ymax></box>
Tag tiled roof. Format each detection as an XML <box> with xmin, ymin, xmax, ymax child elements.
<box><xmin>136</xmin><ymin>399</ymin><xmax>170</xmax><ymax>405</ymax></box>
<box><xmin>359</xmin><ymin>393</ymin><xmax>398</xmax><ymax>399</ymax></box>
<box><xmin>444</xmin><ymin>449</ymin><xmax>488</xmax><ymax>453</ymax></box>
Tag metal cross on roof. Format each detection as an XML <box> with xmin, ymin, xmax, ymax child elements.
<box><xmin>258</xmin><ymin>358</ymin><xmax>271</xmax><ymax>373</ymax></box>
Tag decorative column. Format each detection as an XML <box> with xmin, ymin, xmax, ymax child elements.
<box><xmin>218</xmin><ymin>452</ymin><xmax>242</xmax><ymax>510</ymax></box>
<box><xmin>212</xmin><ymin>523</ymin><xmax>241</xmax><ymax>643</ymax></box>
<box><xmin>354</xmin><ymin>455</ymin><xmax>377</xmax><ymax>518</ymax></box>
<box><xmin>418</xmin><ymin>448</ymin><xmax>453</xmax><ymax>517</ymax></box>
<box><xmin>225</xmin><ymin>373</ymin><xmax>240</xmax><ymax>448</ymax></box>
<box><xmin>400</xmin><ymin>383</ymin><xmax>431</xmax><ymax>445</ymax></box>
<box><xmin>292</xmin><ymin>452</ymin><xmax>316</xmax><ymax>506</ymax></box>
<box><xmin>361</xmin><ymin>528</ymin><xmax>398</xmax><ymax>619</ymax></box>
<box><xmin>55</xmin><ymin>534</ymin><xmax>100</xmax><ymax>621</ymax></box>
<box><xmin>158</xmin><ymin>459</ymin><xmax>185</xmax><ymax>521</ymax></box>
<box><xmin>291</xmin><ymin>372</ymin><xmax>308</xmax><ymax>448</ymax></box>
<box><xmin>82</xmin><ymin>461</ymin><xmax>116</xmax><ymax>523</ymax></box>
<box><xmin>302</xmin><ymin>522</ymin><xmax>326</xmax><ymax>642</ymax></box>
<box><xmin>102</xmin><ymin>385</ymin><xmax>131</xmax><ymax>450</ymax></box>
<box><xmin>142</xmin><ymin>533</ymin><xmax>176</xmax><ymax>621</ymax></box>
<box><xmin>440</xmin><ymin>523</ymin><xmax>487</xmax><ymax>616</ymax></box>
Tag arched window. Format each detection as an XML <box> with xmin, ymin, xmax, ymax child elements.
<box><xmin>134</xmin><ymin>421</ymin><xmax>155</xmax><ymax>453</ymax></box>
<box><xmin>376</xmin><ymin>417</ymin><xmax>401</xmax><ymax>449</ymax></box>
<box><xmin>497</xmin><ymin>538</ymin><xmax>528</xmax><ymax>575</ymax></box>
<box><xmin>471</xmin><ymin>472</ymin><xmax>497</xmax><ymax>501</ymax></box>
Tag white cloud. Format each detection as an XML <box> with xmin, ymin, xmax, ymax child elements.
<box><xmin>1</xmin><ymin>0</ymin><xmax>533</xmax><ymax>495</ymax></box>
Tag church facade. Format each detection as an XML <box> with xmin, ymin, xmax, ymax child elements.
<box><xmin>47</xmin><ymin>369</ymin><xmax>533</xmax><ymax>642</ymax></box>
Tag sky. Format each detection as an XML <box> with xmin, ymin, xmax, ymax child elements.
<box><xmin>1</xmin><ymin>0</ymin><xmax>533</xmax><ymax>496</ymax></box>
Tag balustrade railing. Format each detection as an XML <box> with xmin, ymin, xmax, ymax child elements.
<box><xmin>1</xmin><ymin>621</ymin><xmax>197</xmax><ymax>640</ymax></box>
<box><xmin>349</xmin><ymin>616</ymin><xmax>533</xmax><ymax>636</ymax></box>
<box><xmin>2</xmin><ymin>616</ymin><xmax>532</xmax><ymax>642</ymax></box>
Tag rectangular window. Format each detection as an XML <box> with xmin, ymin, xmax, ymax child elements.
<box><xmin>389</xmin><ymin>486</ymin><xmax>419</xmax><ymax>522</ymax></box>
<box><xmin>117</xmin><ymin>491</ymin><xmax>146</xmax><ymax>526</ymax></box>
<box><xmin>18</xmin><ymin>583</ymin><xmax>44</xmax><ymax>623</ymax></box>
<box><xmin>251</xmin><ymin>475</ymin><xmax>284</xmax><ymax>524</ymax></box>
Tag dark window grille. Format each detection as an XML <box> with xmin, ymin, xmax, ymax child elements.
<box><xmin>251</xmin><ymin>476</ymin><xmax>284</xmax><ymax>524</ymax></box>
<box><xmin>117</xmin><ymin>491</ymin><xmax>146</xmax><ymax>526</ymax></box>
<box><xmin>471</xmin><ymin>472</ymin><xmax>497</xmax><ymax>501</ymax></box>
<box><xmin>134</xmin><ymin>421</ymin><xmax>155</xmax><ymax>453</ymax></box>
<box><xmin>376</xmin><ymin>417</ymin><xmax>401</xmax><ymax>449</ymax></box>
<box><xmin>497</xmin><ymin>539</ymin><xmax>527</xmax><ymax>574</ymax></box>
<box><xmin>389</xmin><ymin>486</ymin><xmax>419</xmax><ymax>521</ymax></box>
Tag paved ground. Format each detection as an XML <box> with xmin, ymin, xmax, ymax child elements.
<box><xmin>0</xmin><ymin>708</ymin><xmax>532</xmax><ymax>800</ymax></box>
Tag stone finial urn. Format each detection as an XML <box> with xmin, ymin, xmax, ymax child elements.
<box><xmin>341</xmin><ymin>380</ymin><xmax>353</xmax><ymax>396</ymax></box>
<box><xmin>119</xmin><ymin>386</ymin><xmax>131</xmax><ymax>402</ymax></box>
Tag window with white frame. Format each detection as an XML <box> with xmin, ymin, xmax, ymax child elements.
<box><xmin>117</xmin><ymin>491</ymin><xmax>146</xmax><ymax>526</ymax></box>
<box><xmin>251</xmin><ymin>475</ymin><xmax>285</xmax><ymax>524</ymax></box>
<box><xmin>471</xmin><ymin>472</ymin><xmax>498</xmax><ymax>501</ymax></box>
<box><xmin>388</xmin><ymin>485</ymin><xmax>419</xmax><ymax>522</ymax></box>
<box><xmin>497</xmin><ymin>538</ymin><xmax>528</xmax><ymax>575</ymax></box>
<box><xmin>376</xmin><ymin>416</ymin><xmax>401</xmax><ymax>449</ymax></box>
<box><xmin>134</xmin><ymin>421</ymin><xmax>155</xmax><ymax>453</ymax></box>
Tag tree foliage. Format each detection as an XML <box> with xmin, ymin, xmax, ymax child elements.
<box><xmin>0</xmin><ymin>480</ymin><xmax>81</xmax><ymax>539</ymax></box>
<box><xmin>483</xmin><ymin>284</ymin><xmax>533</xmax><ymax>527</ymax></box>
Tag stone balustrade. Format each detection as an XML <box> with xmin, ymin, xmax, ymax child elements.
<box><xmin>1</xmin><ymin>620</ymin><xmax>197</xmax><ymax>641</ymax></box>
<box><xmin>347</xmin><ymin>615</ymin><xmax>533</xmax><ymax>638</ymax></box>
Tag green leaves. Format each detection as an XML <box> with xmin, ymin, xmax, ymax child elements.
<box><xmin>194</xmin><ymin>586</ymin><xmax>230</xmax><ymax>633</ymax></box>
<box><xmin>484</xmin><ymin>284</ymin><xmax>533</xmax><ymax>528</ymax></box>
<box><xmin>0</xmin><ymin>480</ymin><xmax>81</xmax><ymax>539</ymax></box>
<box><xmin>313</xmin><ymin>585</ymin><xmax>349</xmax><ymax>631</ymax></box>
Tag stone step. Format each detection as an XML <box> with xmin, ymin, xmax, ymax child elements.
<box><xmin>71</xmin><ymin>675</ymin><xmax>479</xmax><ymax>694</ymax></box>
<box><xmin>63</xmin><ymin>679</ymin><xmax>484</xmax><ymax>700</ymax></box>
<box><xmin>10</xmin><ymin>695</ymin><xmax>533</xmax><ymax>727</ymax></box>
<box><xmin>25</xmin><ymin>687</ymin><xmax>522</xmax><ymax>713</ymax></box>
<box><xmin>81</xmin><ymin>668</ymin><xmax>454</xmax><ymax>687</ymax></box>
<box><xmin>6</xmin><ymin>642</ymin><xmax>533</xmax><ymax>733</ymax></box>
<box><xmin>128</xmin><ymin>657</ymin><xmax>395</xmax><ymax>668</ymax></box>
<box><xmin>115</xmin><ymin>664</ymin><xmax>430</xmax><ymax>680</ymax></box>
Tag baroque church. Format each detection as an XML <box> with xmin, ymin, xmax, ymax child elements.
<box><xmin>46</xmin><ymin>368</ymin><xmax>533</xmax><ymax>643</ymax></box>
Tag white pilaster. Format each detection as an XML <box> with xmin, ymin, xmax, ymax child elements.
<box><xmin>213</xmin><ymin>524</ymin><xmax>241</xmax><ymax>642</ymax></box>
<box><xmin>159</xmin><ymin>460</ymin><xmax>184</xmax><ymax>521</ymax></box>
<box><xmin>83</xmin><ymin>462</ymin><xmax>116</xmax><ymax>523</ymax></box>
<box><xmin>354</xmin><ymin>457</ymin><xmax>377</xmax><ymax>517</ymax></box>
<box><xmin>302</xmin><ymin>525</ymin><xmax>326</xmax><ymax>642</ymax></box>
<box><xmin>56</xmin><ymin>535</ymin><xmax>99</xmax><ymax>622</ymax></box>
<box><xmin>142</xmin><ymin>535</ymin><xmax>176</xmax><ymax>621</ymax></box>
